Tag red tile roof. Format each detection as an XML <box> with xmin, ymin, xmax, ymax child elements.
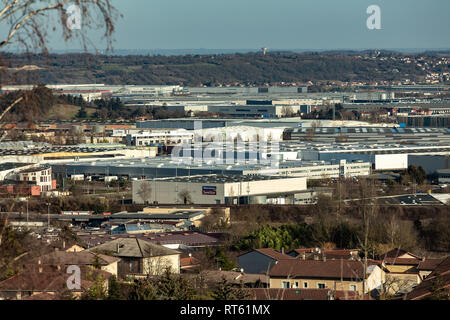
<box><xmin>199</xmin><ymin>270</ymin><xmax>269</xmax><ymax>285</ymax></box>
<box><xmin>250</xmin><ymin>288</ymin><xmax>331</xmax><ymax>300</ymax></box>
<box><xmin>269</xmin><ymin>259</ymin><xmax>366</xmax><ymax>280</ymax></box>
<box><xmin>180</xmin><ymin>256</ymin><xmax>200</xmax><ymax>267</ymax></box>
<box><xmin>384</xmin><ymin>258</ymin><xmax>421</xmax><ymax>266</ymax></box>
<box><xmin>383</xmin><ymin>248</ymin><xmax>422</xmax><ymax>260</ymax></box>
<box><xmin>418</xmin><ymin>258</ymin><xmax>443</xmax><ymax>271</ymax></box>
<box><xmin>36</xmin><ymin>250</ymin><xmax>120</xmax><ymax>266</ymax></box>
<box><xmin>253</xmin><ymin>248</ymin><xmax>293</xmax><ymax>261</ymax></box>
<box><xmin>0</xmin><ymin>266</ymin><xmax>111</xmax><ymax>297</ymax></box>
<box><xmin>0</xmin><ymin>271</ymin><xmax>91</xmax><ymax>292</ymax></box>
<box><xmin>334</xmin><ymin>290</ymin><xmax>372</xmax><ymax>300</ymax></box>
<box><xmin>21</xmin><ymin>293</ymin><xmax>57</xmax><ymax>300</ymax></box>
<box><xmin>405</xmin><ymin>257</ymin><xmax>450</xmax><ymax>300</ymax></box>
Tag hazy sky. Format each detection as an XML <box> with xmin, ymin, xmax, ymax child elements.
<box><xmin>11</xmin><ymin>0</ymin><xmax>450</xmax><ymax>51</ymax></box>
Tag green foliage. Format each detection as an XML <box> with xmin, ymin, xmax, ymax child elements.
<box><xmin>419</xmin><ymin>217</ymin><xmax>450</xmax><ymax>252</ymax></box>
<box><xmin>0</xmin><ymin>220</ymin><xmax>31</xmax><ymax>281</ymax></box>
<box><xmin>233</xmin><ymin>224</ymin><xmax>316</xmax><ymax>251</ymax></box>
<box><xmin>401</xmin><ymin>165</ymin><xmax>427</xmax><ymax>185</ymax></box>
<box><xmin>0</xmin><ymin>85</ymin><xmax>55</xmax><ymax>122</ymax></box>
<box><xmin>211</xmin><ymin>278</ymin><xmax>250</xmax><ymax>300</ymax></box>
<box><xmin>81</xmin><ymin>274</ymin><xmax>108</xmax><ymax>300</ymax></box>
<box><xmin>155</xmin><ymin>268</ymin><xmax>195</xmax><ymax>300</ymax></box>
<box><xmin>129</xmin><ymin>278</ymin><xmax>157</xmax><ymax>300</ymax></box>
<box><xmin>107</xmin><ymin>275</ymin><xmax>125</xmax><ymax>300</ymax></box>
<box><xmin>129</xmin><ymin>269</ymin><xmax>195</xmax><ymax>300</ymax></box>
<box><xmin>234</xmin><ymin>222</ymin><xmax>362</xmax><ymax>252</ymax></box>
<box><xmin>2</xmin><ymin>52</ymin><xmax>437</xmax><ymax>86</ymax></box>
<box><xmin>76</xmin><ymin>107</ymin><xmax>88</xmax><ymax>119</ymax></box>
<box><xmin>213</xmin><ymin>248</ymin><xmax>235</xmax><ymax>271</ymax></box>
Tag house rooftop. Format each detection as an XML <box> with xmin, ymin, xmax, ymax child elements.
<box><xmin>88</xmin><ymin>237</ymin><xmax>180</xmax><ymax>258</ymax></box>
<box><xmin>253</xmin><ymin>248</ymin><xmax>294</xmax><ymax>261</ymax></box>
<box><xmin>35</xmin><ymin>250</ymin><xmax>120</xmax><ymax>266</ymax></box>
<box><xmin>269</xmin><ymin>259</ymin><xmax>371</xmax><ymax>280</ymax></box>
<box><xmin>250</xmin><ymin>288</ymin><xmax>331</xmax><ymax>301</ymax></box>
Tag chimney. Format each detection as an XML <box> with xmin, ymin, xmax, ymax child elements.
<box><xmin>63</xmin><ymin>240</ymin><xmax>66</xmax><ymax>249</ymax></box>
<box><xmin>281</xmin><ymin>247</ymin><xmax>285</xmax><ymax>255</ymax></box>
<box><xmin>116</xmin><ymin>243</ymin><xmax>120</xmax><ymax>254</ymax></box>
<box><xmin>302</xmin><ymin>253</ymin><xmax>306</xmax><ymax>260</ymax></box>
<box><xmin>323</xmin><ymin>255</ymin><xmax>327</xmax><ymax>262</ymax></box>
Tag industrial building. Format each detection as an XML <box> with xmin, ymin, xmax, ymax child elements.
<box><xmin>125</xmin><ymin>129</ymin><xmax>193</xmax><ymax>147</ymax></box>
<box><xmin>206</xmin><ymin>100</ymin><xmax>301</xmax><ymax>118</ymax></box>
<box><xmin>0</xmin><ymin>142</ymin><xmax>156</xmax><ymax>164</ymax></box>
<box><xmin>51</xmin><ymin>155</ymin><xmax>371</xmax><ymax>182</ymax></box>
<box><xmin>285</xmin><ymin>127</ymin><xmax>450</xmax><ymax>144</ymax></box>
<box><xmin>408</xmin><ymin>155</ymin><xmax>450</xmax><ymax>175</ymax></box>
<box><xmin>132</xmin><ymin>174</ymin><xmax>307</xmax><ymax>205</ymax></box>
<box><xmin>436</xmin><ymin>169</ymin><xmax>450</xmax><ymax>184</ymax></box>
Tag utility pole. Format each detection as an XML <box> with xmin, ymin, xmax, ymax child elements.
<box><xmin>47</xmin><ymin>202</ymin><xmax>50</xmax><ymax>229</ymax></box>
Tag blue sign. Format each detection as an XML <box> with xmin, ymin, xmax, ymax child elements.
<box><xmin>298</xmin><ymin>123</ymin><xmax>302</xmax><ymax>128</ymax></box>
<box><xmin>202</xmin><ymin>186</ymin><xmax>216</xmax><ymax>195</ymax></box>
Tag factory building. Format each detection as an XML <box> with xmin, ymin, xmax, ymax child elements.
<box><xmin>298</xmin><ymin>142</ymin><xmax>450</xmax><ymax>171</ymax></box>
<box><xmin>51</xmin><ymin>156</ymin><xmax>371</xmax><ymax>182</ymax></box>
<box><xmin>0</xmin><ymin>142</ymin><xmax>156</xmax><ymax>164</ymax></box>
<box><xmin>132</xmin><ymin>175</ymin><xmax>307</xmax><ymax>205</ymax></box>
<box><xmin>285</xmin><ymin>127</ymin><xmax>450</xmax><ymax>144</ymax></box>
<box><xmin>408</xmin><ymin>155</ymin><xmax>450</xmax><ymax>175</ymax></box>
<box><xmin>125</xmin><ymin>130</ymin><xmax>194</xmax><ymax>147</ymax></box>
<box><xmin>207</xmin><ymin>100</ymin><xmax>300</xmax><ymax>118</ymax></box>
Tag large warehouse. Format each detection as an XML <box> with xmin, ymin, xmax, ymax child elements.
<box><xmin>132</xmin><ymin>175</ymin><xmax>307</xmax><ymax>205</ymax></box>
<box><xmin>51</xmin><ymin>157</ymin><xmax>371</xmax><ymax>181</ymax></box>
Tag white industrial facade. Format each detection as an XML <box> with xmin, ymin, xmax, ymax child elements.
<box><xmin>125</xmin><ymin>129</ymin><xmax>194</xmax><ymax>146</ymax></box>
<box><xmin>132</xmin><ymin>175</ymin><xmax>307</xmax><ymax>205</ymax></box>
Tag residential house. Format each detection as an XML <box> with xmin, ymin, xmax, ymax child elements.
<box><xmin>0</xmin><ymin>266</ymin><xmax>111</xmax><ymax>300</ymax></box>
<box><xmin>238</xmin><ymin>248</ymin><xmax>293</xmax><ymax>275</ymax></box>
<box><xmin>268</xmin><ymin>258</ymin><xmax>384</xmax><ymax>295</ymax></box>
<box><xmin>35</xmin><ymin>250</ymin><xmax>120</xmax><ymax>277</ymax></box>
<box><xmin>87</xmin><ymin>237</ymin><xmax>181</xmax><ymax>278</ymax></box>
<box><xmin>379</xmin><ymin>248</ymin><xmax>427</xmax><ymax>296</ymax></box>
<box><xmin>405</xmin><ymin>256</ymin><xmax>450</xmax><ymax>300</ymax></box>
<box><xmin>418</xmin><ymin>258</ymin><xmax>443</xmax><ymax>280</ymax></box>
<box><xmin>381</xmin><ymin>248</ymin><xmax>423</xmax><ymax>273</ymax></box>
<box><xmin>180</xmin><ymin>254</ymin><xmax>201</xmax><ymax>273</ymax></box>
<box><xmin>195</xmin><ymin>270</ymin><xmax>269</xmax><ymax>288</ymax></box>
<box><xmin>287</xmin><ymin>248</ymin><xmax>360</xmax><ymax>260</ymax></box>
<box><xmin>249</xmin><ymin>288</ymin><xmax>332</xmax><ymax>300</ymax></box>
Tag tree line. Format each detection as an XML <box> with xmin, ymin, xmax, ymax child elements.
<box><xmin>1</xmin><ymin>51</ymin><xmax>441</xmax><ymax>86</ymax></box>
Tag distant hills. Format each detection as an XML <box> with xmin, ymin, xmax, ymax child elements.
<box><xmin>1</xmin><ymin>50</ymin><xmax>449</xmax><ymax>86</ymax></box>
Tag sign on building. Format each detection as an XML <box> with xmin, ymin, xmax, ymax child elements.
<box><xmin>202</xmin><ymin>186</ymin><xmax>217</xmax><ymax>195</ymax></box>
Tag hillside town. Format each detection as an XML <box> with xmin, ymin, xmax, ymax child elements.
<box><xmin>0</xmin><ymin>0</ymin><xmax>448</xmax><ymax>309</ymax></box>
